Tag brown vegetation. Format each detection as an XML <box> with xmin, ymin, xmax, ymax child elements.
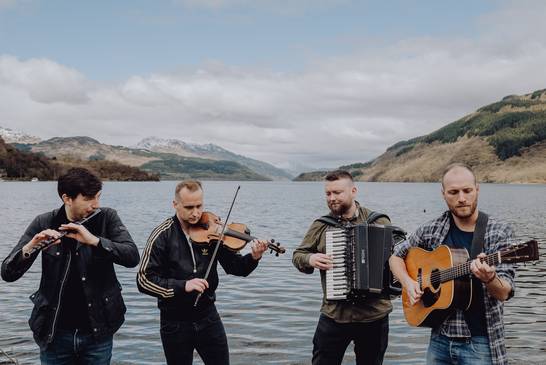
<box><xmin>0</xmin><ymin>137</ymin><xmax>159</xmax><ymax>181</ymax></box>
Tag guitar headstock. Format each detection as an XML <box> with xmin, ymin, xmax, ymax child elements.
<box><xmin>500</xmin><ymin>240</ymin><xmax>539</xmax><ymax>263</ymax></box>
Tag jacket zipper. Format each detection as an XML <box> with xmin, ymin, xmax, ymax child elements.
<box><xmin>48</xmin><ymin>250</ymin><xmax>72</xmax><ymax>343</ymax></box>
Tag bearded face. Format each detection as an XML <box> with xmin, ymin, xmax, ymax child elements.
<box><xmin>442</xmin><ymin>167</ymin><xmax>479</xmax><ymax>221</ymax></box>
<box><xmin>447</xmin><ymin>194</ymin><xmax>478</xmax><ymax>219</ymax></box>
<box><xmin>325</xmin><ymin>178</ymin><xmax>357</xmax><ymax>217</ymax></box>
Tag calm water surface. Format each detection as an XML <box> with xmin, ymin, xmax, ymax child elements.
<box><xmin>1</xmin><ymin>181</ymin><xmax>545</xmax><ymax>364</ymax></box>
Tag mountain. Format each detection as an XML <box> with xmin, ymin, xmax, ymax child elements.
<box><xmin>136</xmin><ymin>137</ymin><xmax>293</xmax><ymax>180</ymax></box>
<box><xmin>30</xmin><ymin>136</ymin><xmax>160</xmax><ymax>166</ymax></box>
<box><xmin>295</xmin><ymin>89</ymin><xmax>546</xmax><ymax>184</ymax></box>
<box><xmin>0</xmin><ymin>126</ymin><xmax>41</xmax><ymax>144</ymax></box>
<box><xmin>0</xmin><ymin>136</ymin><xmax>159</xmax><ymax>181</ymax></box>
<box><xmin>22</xmin><ymin>136</ymin><xmax>269</xmax><ymax>180</ymax></box>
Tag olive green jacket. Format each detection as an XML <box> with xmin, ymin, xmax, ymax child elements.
<box><xmin>292</xmin><ymin>202</ymin><xmax>393</xmax><ymax>323</ymax></box>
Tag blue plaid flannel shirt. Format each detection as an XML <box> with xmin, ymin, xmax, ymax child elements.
<box><xmin>393</xmin><ymin>210</ymin><xmax>517</xmax><ymax>365</ymax></box>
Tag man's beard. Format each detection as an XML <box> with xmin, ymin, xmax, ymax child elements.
<box><xmin>449</xmin><ymin>200</ymin><xmax>478</xmax><ymax>219</ymax></box>
<box><xmin>328</xmin><ymin>201</ymin><xmax>352</xmax><ymax>216</ymax></box>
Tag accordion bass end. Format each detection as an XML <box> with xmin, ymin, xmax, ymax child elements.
<box><xmin>325</xmin><ymin>223</ymin><xmax>401</xmax><ymax>301</ymax></box>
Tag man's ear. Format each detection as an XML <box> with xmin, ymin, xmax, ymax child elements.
<box><xmin>61</xmin><ymin>193</ymin><xmax>71</xmax><ymax>205</ymax></box>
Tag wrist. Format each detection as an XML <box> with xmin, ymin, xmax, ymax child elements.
<box><xmin>89</xmin><ymin>237</ymin><xmax>100</xmax><ymax>246</ymax></box>
<box><xmin>485</xmin><ymin>272</ymin><xmax>497</xmax><ymax>285</ymax></box>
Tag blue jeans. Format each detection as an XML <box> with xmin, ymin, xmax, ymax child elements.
<box><xmin>160</xmin><ymin>309</ymin><xmax>229</xmax><ymax>365</ymax></box>
<box><xmin>312</xmin><ymin>313</ymin><xmax>389</xmax><ymax>365</ymax></box>
<box><xmin>426</xmin><ymin>333</ymin><xmax>492</xmax><ymax>365</ymax></box>
<box><xmin>40</xmin><ymin>329</ymin><xmax>113</xmax><ymax>365</ymax></box>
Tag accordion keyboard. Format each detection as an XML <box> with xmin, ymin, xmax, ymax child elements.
<box><xmin>325</xmin><ymin>228</ymin><xmax>350</xmax><ymax>300</ymax></box>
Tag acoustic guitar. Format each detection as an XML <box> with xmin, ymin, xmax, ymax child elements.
<box><xmin>402</xmin><ymin>240</ymin><xmax>539</xmax><ymax>328</ymax></box>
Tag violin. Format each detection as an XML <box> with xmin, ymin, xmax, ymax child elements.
<box><xmin>188</xmin><ymin>211</ymin><xmax>286</xmax><ymax>256</ymax></box>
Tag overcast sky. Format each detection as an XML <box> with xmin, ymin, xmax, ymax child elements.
<box><xmin>1</xmin><ymin>0</ymin><xmax>546</xmax><ymax>171</ymax></box>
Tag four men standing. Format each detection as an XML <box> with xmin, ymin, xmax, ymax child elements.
<box><xmin>1</xmin><ymin>166</ymin><xmax>521</xmax><ymax>364</ymax></box>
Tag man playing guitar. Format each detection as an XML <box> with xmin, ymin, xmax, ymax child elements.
<box><xmin>389</xmin><ymin>163</ymin><xmax>516</xmax><ymax>365</ymax></box>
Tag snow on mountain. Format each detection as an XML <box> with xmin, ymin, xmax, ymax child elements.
<box><xmin>0</xmin><ymin>126</ymin><xmax>41</xmax><ymax>144</ymax></box>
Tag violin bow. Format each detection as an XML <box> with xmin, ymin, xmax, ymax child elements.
<box><xmin>194</xmin><ymin>185</ymin><xmax>241</xmax><ymax>307</ymax></box>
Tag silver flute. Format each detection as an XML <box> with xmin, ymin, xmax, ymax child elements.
<box><xmin>23</xmin><ymin>208</ymin><xmax>102</xmax><ymax>258</ymax></box>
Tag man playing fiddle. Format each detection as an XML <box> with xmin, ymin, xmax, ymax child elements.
<box><xmin>136</xmin><ymin>180</ymin><xmax>268</xmax><ymax>365</ymax></box>
<box><xmin>1</xmin><ymin>167</ymin><xmax>140</xmax><ymax>364</ymax></box>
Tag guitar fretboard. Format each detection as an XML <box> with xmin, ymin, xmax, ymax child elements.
<box><xmin>434</xmin><ymin>252</ymin><xmax>500</xmax><ymax>284</ymax></box>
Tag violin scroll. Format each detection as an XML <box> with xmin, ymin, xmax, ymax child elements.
<box><xmin>267</xmin><ymin>239</ymin><xmax>286</xmax><ymax>257</ymax></box>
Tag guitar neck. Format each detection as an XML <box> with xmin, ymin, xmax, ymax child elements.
<box><xmin>439</xmin><ymin>252</ymin><xmax>499</xmax><ymax>284</ymax></box>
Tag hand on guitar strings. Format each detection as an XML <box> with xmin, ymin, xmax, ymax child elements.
<box><xmin>403</xmin><ymin>278</ymin><xmax>423</xmax><ymax>306</ymax></box>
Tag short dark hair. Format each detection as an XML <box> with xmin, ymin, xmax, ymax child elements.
<box><xmin>441</xmin><ymin>163</ymin><xmax>477</xmax><ymax>187</ymax></box>
<box><xmin>57</xmin><ymin>167</ymin><xmax>102</xmax><ymax>199</ymax></box>
<box><xmin>324</xmin><ymin>170</ymin><xmax>354</xmax><ymax>182</ymax></box>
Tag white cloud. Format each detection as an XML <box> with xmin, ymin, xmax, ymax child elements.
<box><xmin>0</xmin><ymin>56</ymin><xmax>90</xmax><ymax>104</ymax></box>
<box><xmin>2</xmin><ymin>1</ymin><xmax>546</xmax><ymax>170</ymax></box>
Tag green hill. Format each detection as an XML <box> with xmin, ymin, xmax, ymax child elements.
<box><xmin>296</xmin><ymin>89</ymin><xmax>546</xmax><ymax>183</ymax></box>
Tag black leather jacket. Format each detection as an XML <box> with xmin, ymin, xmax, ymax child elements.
<box><xmin>1</xmin><ymin>206</ymin><xmax>139</xmax><ymax>348</ymax></box>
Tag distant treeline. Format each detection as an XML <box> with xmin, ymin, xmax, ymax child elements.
<box><xmin>141</xmin><ymin>155</ymin><xmax>269</xmax><ymax>180</ymax></box>
<box><xmin>0</xmin><ymin>137</ymin><xmax>159</xmax><ymax>181</ymax></box>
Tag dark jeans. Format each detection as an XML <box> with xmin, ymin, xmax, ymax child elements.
<box><xmin>160</xmin><ymin>309</ymin><xmax>229</xmax><ymax>365</ymax></box>
<box><xmin>312</xmin><ymin>313</ymin><xmax>389</xmax><ymax>365</ymax></box>
<box><xmin>39</xmin><ymin>329</ymin><xmax>113</xmax><ymax>365</ymax></box>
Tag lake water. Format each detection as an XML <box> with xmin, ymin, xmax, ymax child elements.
<box><xmin>1</xmin><ymin>181</ymin><xmax>545</xmax><ymax>365</ymax></box>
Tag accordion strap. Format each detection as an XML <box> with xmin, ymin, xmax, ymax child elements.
<box><xmin>366</xmin><ymin>211</ymin><xmax>390</xmax><ymax>225</ymax></box>
<box><xmin>315</xmin><ymin>210</ymin><xmax>390</xmax><ymax>227</ymax></box>
<box><xmin>315</xmin><ymin>216</ymin><xmax>343</xmax><ymax>228</ymax></box>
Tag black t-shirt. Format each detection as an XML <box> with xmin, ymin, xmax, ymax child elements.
<box><xmin>56</xmin><ymin>231</ymin><xmax>91</xmax><ymax>332</ymax></box>
<box><xmin>443</xmin><ymin>217</ymin><xmax>487</xmax><ymax>336</ymax></box>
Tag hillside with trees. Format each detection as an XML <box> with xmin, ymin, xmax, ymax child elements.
<box><xmin>295</xmin><ymin>89</ymin><xmax>546</xmax><ymax>183</ymax></box>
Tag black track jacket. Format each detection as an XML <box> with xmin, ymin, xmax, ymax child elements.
<box><xmin>137</xmin><ymin>215</ymin><xmax>260</xmax><ymax>321</ymax></box>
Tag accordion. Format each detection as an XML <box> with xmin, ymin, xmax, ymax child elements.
<box><xmin>325</xmin><ymin>223</ymin><xmax>402</xmax><ymax>301</ymax></box>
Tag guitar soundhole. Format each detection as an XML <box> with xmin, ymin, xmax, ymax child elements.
<box><xmin>421</xmin><ymin>268</ymin><xmax>441</xmax><ymax>308</ymax></box>
<box><xmin>430</xmin><ymin>268</ymin><xmax>441</xmax><ymax>290</ymax></box>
